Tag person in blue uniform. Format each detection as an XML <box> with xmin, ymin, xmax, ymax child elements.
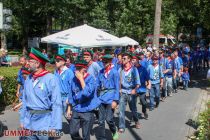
<box><xmin>83</xmin><ymin>49</ymin><xmax>102</xmax><ymax>122</ymax></box>
<box><xmin>114</xmin><ymin>53</ymin><xmax>123</xmax><ymax>70</ymax></box>
<box><xmin>159</xmin><ymin>50</ymin><xmax>168</xmax><ymax>101</ymax></box>
<box><xmin>83</xmin><ymin>49</ymin><xmax>102</xmax><ymax>80</ymax></box>
<box><xmin>138</xmin><ymin>52</ymin><xmax>147</xmax><ymax>69</ymax></box>
<box><xmin>66</xmin><ymin>59</ymin><xmax>100</xmax><ymax>140</ymax></box>
<box><xmin>16</xmin><ymin>55</ymin><xmax>28</xmax><ymax>99</ymax></box>
<box><xmin>96</xmin><ymin>52</ymin><xmax>105</xmax><ymax>69</ymax></box>
<box><xmin>181</xmin><ymin>67</ymin><xmax>190</xmax><ymax>90</ymax></box>
<box><xmin>132</xmin><ymin>54</ymin><xmax>150</xmax><ymax>119</ymax></box>
<box><xmin>145</xmin><ymin>51</ymin><xmax>153</xmax><ymax>69</ymax></box>
<box><xmin>66</xmin><ymin>57</ymin><xmax>76</xmax><ymax>72</ymax></box>
<box><xmin>118</xmin><ymin>53</ymin><xmax>140</xmax><ymax>133</ymax></box>
<box><xmin>163</xmin><ymin>53</ymin><xmax>176</xmax><ymax>97</ymax></box>
<box><xmin>20</xmin><ymin>47</ymin><xmax>62</xmax><ymax>140</ymax></box>
<box><xmin>147</xmin><ymin>55</ymin><xmax>164</xmax><ymax>111</ymax></box>
<box><xmin>12</xmin><ymin>67</ymin><xmax>31</xmax><ymax>112</ymax></box>
<box><xmin>172</xmin><ymin>51</ymin><xmax>181</xmax><ymax>93</ymax></box>
<box><xmin>54</xmin><ymin>54</ymin><xmax>74</xmax><ymax>117</ymax></box>
<box><xmin>96</xmin><ymin>52</ymin><xmax>119</xmax><ymax>140</ymax></box>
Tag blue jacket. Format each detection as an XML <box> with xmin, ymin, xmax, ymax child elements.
<box><xmin>182</xmin><ymin>72</ymin><xmax>190</xmax><ymax>81</ymax></box>
<box><xmin>87</xmin><ymin>62</ymin><xmax>102</xmax><ymax>80</ymax></box>
<box><xmin>68</xmin><ymin>64</ymin><xmax>76</xmax><ymax>72</ymax></box>
<box><xmin>165</xmin><ymin>59</ymin><xmax>175</xmax><ymax>78</ymax></box>
<box><xmin>114</xmin><ymin>62</ymin><xmax>122</xmax><ymax>71</ymax></box>
<box><xmin>174</xmin><ymin>57</ymin><xmax>181</xmax><ymax>74</ymax></box>
<box><xmin>97</xmin><ymin>61</ymin><xmax>104</xmax><ymax>69</ymax></box>
<box><xmin>21</xmin><ymin>73</ymin><xmax>62</xmax><ymax>131</ymax></box>
<box><xmin>17</xmin><ymin>68</ymin><xmax>25</xmax><ymax>99</ymax></box>
<box><xmin>96</xmin><ymin>67</ymin><xmax>120</xmax><ymax>104</ymax></box>
<box><xmin>136</xmin><ymin>66</ymin><xmax>149</xmax><ymax>93</ymax></box>
<box><xmin>54</xmin><ymin>66</ymin><xmax>74</xmax><ymax>101</ymax></box>
<box><xmin>68</xmin><ymin>74</ymin><xmax>100</xmax><ymax>112</ymax></box>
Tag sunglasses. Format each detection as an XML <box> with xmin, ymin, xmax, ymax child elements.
<box><xmin>55</xmin><ymin>59</ymin><xmax>62</xmax><ymax>63</ymax></box>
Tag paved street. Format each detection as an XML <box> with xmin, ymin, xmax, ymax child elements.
<box><xmin>0</xmin><ymin>87</ymin><xmax>208</xmax><ymax>140</ymax></box>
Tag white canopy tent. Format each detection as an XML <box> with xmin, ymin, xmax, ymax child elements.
<box><xmin>119</xmin><ymin>36</ymin><xmax>139</xmax><ymax>46</ymax></box>
<box><xmin>41</xmin><ymin>24</ymin><xmax>126</xmax><ymax>48</ymax></box>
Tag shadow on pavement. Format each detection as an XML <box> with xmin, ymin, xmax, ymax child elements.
<box><xmin>62</xmin><ymin>122</ymin><xmax>70</xmax><ymax>134</ymax></box>
<box><xmin>0</xmin><ymin>121</ymin><xmax>8</xmax><ymax>137</ymax></box>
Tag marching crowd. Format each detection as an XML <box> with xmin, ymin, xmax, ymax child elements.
<box><xmin>12</xmin><ymin>43</ymin><xmax>210</xmax><ymax>140</ymax></box>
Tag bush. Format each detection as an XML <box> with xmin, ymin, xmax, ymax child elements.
<box><xmin>0</xmin><ymin>66</ymin><xmax>55</xmax><ymax>106</ymax></box>
<box><xmin>191</xmin><ymin>101</ymin><xmax>210</xmax><ymax>140</ymax></box>
<box><xmin>0</xmin><ymin>67</ymin><xmax>20</xmax><ymax>106</ymax></box>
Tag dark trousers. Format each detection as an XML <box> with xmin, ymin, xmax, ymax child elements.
<box><xmin>203</xmin><ymin>58</ymin><xmax>209</xmax><ymax>69</ymax></box>
<box><xmin>69</xmin><ymin>111</ymin><xmax>94</xmax><ymax>140</ymax></box>
<box><xmin>137</xmin><ymin>93</ymin><xmax>147</xmax><ymax>113</ymax></box>
<box><xmin>98</xmin><ymin>104</ymin><xmax>117</xmax><ymax>140</ymax></box>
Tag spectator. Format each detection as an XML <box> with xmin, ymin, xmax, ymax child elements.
<box><xmin>181</xmin><ymin>67</ymin><xmax>190</xmax><ymax>91</ymax></box>
<box><xmin>1</xmin><ymin>50</ymin><xmax>11</xmax><ymax>67</ymax></box>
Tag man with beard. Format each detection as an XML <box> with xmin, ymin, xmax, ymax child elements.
<box><xmin>20</xmin><ymin>48</ymin><xmax>62</xmax><ymax>140</ymax></box>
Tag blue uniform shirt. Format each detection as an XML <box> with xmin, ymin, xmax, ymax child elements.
<box><xmin>147</xmin><ymin>64</ymin><xmax>164</xmax><ymax>84</ymax></box>
<box><xmin>87</xmin><ymin>61</ymin><xmax>102</xmax><ymax>80</ymax></box>
<box><xmin>165</xmin><ymin>59</ymin><xmax>175</xmax><ymax>78</ymax></box>
<box><xmin>136</xmin><ymin>66</ymin><xmax>149</xmax><ymax>93</ymax></box>
<box><xmin>118</xmin><ymin>66</ymin><xmax>140</xmax><ymax>94</ymax></box>
<box><xmin>68</xmin><ymin>74</ymin><xmax>100</xmax><ymax>112</ymax></box>
<box><xmin>114</xmin><ymin>62</ymin><xmax>122</xmax><ymax>71</ymax></box>
<box><xmin>97</xmin><ymin>60</ymin><xmax>104</xmax><ymax>69</ymax></box>
<box><xmin>182</xmin><ymin>72</ymin><xmax>190</xmax><ymax>81</ymax></box>
<box><xmin>54</xmin><ymin>66</ymin><xmax>74</xmax><ymax>101</ymax></box>
<box><xmin>139</xmin><ymin>58</ymin><xmax>147</xmax><ymax>69</ymax></box>
<box><xmin>21</xmin><ymin>73</ymin><xmax>62</xmax><ymax>131</ymax></box>
<box><xmin>96</xmin><ymin>67</ymin><xmax>120</xmax><ymax>104</ymax></box>
<box><xmin>174</xmin><ymin>57</ymin><xmax>181</xmax><ymax>74</ymax></box>
<box><xmin>17</xmin><ymin>68</ymin><xmax>25</xmax><ymax>99</ymax></box>
<box><xmin>68</xmin><ymin>64</ymin><xmax>76</xmax><ymax>72</ymax></box>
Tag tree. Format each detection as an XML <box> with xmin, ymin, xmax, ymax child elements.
<box><xmin>153</xmin><ymin>0</ymin><xmax>162</xmax><ymax>48</ymax></box>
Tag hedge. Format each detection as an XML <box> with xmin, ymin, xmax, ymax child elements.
<box><xmin>0</xmin><ymin>67</ymin><xmax>20</xmax><ymax>106</ymax></box>
<box><xmin>0</xmin><ymin>65</ymin><xmax>54</xmax><ymax>106</ymax></box>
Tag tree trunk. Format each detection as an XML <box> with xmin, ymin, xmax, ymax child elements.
<box><xmin>153</xmin><ymin>0</ymin><xmax>162</xmax><ymax>49</ymax></box>
<box><xmin>1</xmin><ymin>32</ymin><xmax>6</xmax><ymax>50</ymax></box>
<box><xmin>46</xmin><ymin>15</ymin><xmax>52</xmax><ymax>55</ymax></box>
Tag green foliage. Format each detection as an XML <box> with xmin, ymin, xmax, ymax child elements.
<box><xmin>191</xmin><ymin>101</ymin><xmax>210</xmax><ymax>140</ymax></box>
<box><xmin>0</xmin><ymin>66</ymin><xmax>55</xmax><ymax>106</ymax></box>
<box><xmin>1</xmin><ymin>0</ymin><xmax>210</xmax><ymax>48</ymax></box>
<box><xmin>0</xmin><ymin>67</ymin><xmax>20</xmax><ymax>106</ymax></box>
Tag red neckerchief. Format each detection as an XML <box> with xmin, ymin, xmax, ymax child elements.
<box><xmin>84</xmin><ymin>73</ymin><xmax>89</xmax><ymax>79</ymax></box>
<box><xmin>124</xmin><ymin>63</ymin><xmax>132</xmax><ymax>72</ymax></box>
<box><xmin>105</xmin><ymin>64</ymin><xmax>114</xmax><ymax>77</ymax></box>
<box><xmin>87</xmin><ymin>61</ymin><xmax>93</xmax><ymax>67</ymax></box>
<box><xmin>33</xmin><ymin>69</ymin><xmax>49</xmax><ymax>80</ymax></box>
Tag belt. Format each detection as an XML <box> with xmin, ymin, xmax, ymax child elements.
<box><xmin>98</xmin><ymin>88</ymin><xmax>115</xmax><ymax>96</ymax></box>
<box><xmin>28</xmin><ymin>109</ymin><xmax>52</xmax><ymax>115</ymax></box>
<box><xmin>61</xmin><ymin>92</ymin><xmax>68</xmax><ymax>97</ymax></box>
